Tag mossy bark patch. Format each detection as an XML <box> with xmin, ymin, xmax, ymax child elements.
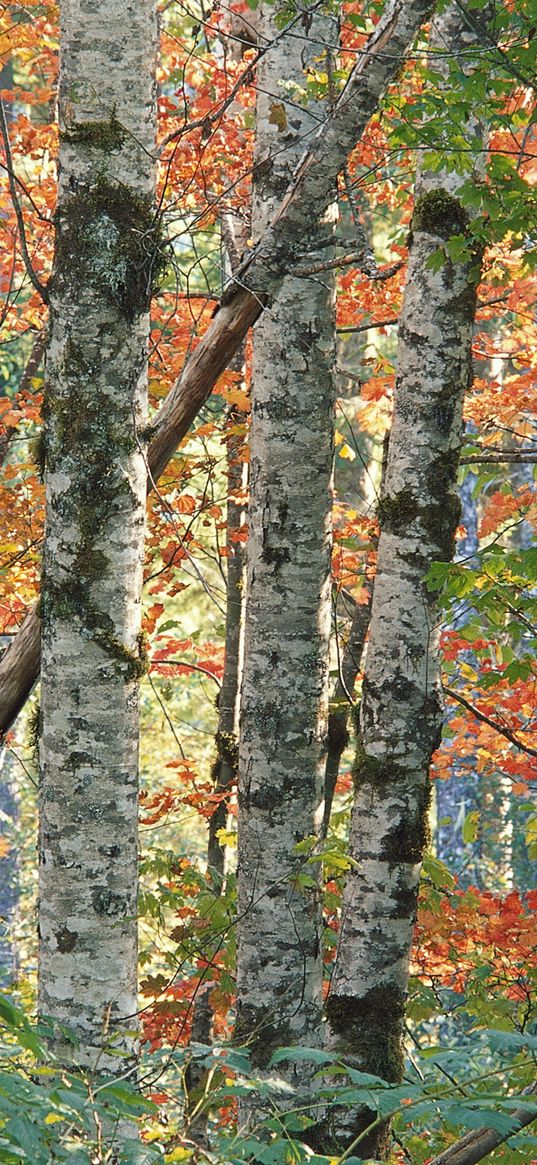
<box><xmin>214</xmin><ymin>730</ymin><xmax>239</xmax><ymax>775</ymax></box>
<box><xmin>61</xmin><ymin>114</ymin><xmax>127</xmax><ymax>151</ymax></box>
<box><xmin>412</xmin><ymin>187</ymin><xmax>469</xmax><ymax>239</ymax></box>
<box><xmin>352</xmin><ymin>738</ymin><xmax>407</xmax><ymax>789</ymax></box>
<box><xmin>380</xmin><ymin>780</ymin><xmax>432</xmax><ymax>864</ymax></box>
<box><xmin>324</xmin><ymin>982</ymin><xmax>406</xmax><ymax>1155</ymax></box>
<box><xmin>377</xmin><ymin>486</ymin><xmax>419</xmax><ymax>534</ymax></box>
<box><xmin>52</xmin><ymin>177</ymin><xmax>167</xmax><ymax>321</ymax></box>
<box><xmin>326</xmin><ymin>984</ymin><xmax>406</xmax><ymax>1078</ymax></box>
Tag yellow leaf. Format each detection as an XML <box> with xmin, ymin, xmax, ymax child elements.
<box><xmin>148</xmin><ymin>378</ymin><xmax>169</xmax><ymax>400</ymax></box>
<box><xmin>526</xmin><ymin>815</ymin><xmax>537</xmax><ymax>847</ymax></box>
<box><xmin>0</xmin><ymin>838</ymin><xmax>10</xmax><ymax>858</ymax></box>
<box><xmin>44</xmin><ymin>1113</ymin><xmax>63</xmax><ymax>1125</ymax></box>
<box><xmin>338</xmin><ymin>443</ymin><xmax>356</xmax><ymax>461</ymax></box>
<box><xmin>215</xmin><ymin>828</ymin><xmax>237</xmax><ymax>849</ymax></box>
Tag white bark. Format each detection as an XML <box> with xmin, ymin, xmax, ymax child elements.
<box><xmin>236</xmin><ymin>4</ymin><xmax>337</xmax><ymax>1105</ymax></box>
<box><xmin>325</xmin><ymin>4</ymin><xmax>493</xmax><ymax>1156</ymax></box>
<box><xmin>39</xmin><ymin>0</ymin><xmax>157</xmax><ymax>1071</ymax></box>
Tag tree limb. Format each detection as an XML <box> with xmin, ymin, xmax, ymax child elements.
<box><xmin>337</xmin><ymin>316</ymin><xmax>399</xmax><ymax>333</ymax></box>
<box><xmin>426</xmin><ymin>1086</ymin><xmax>537</xmax><ymax>1165</ymax></box>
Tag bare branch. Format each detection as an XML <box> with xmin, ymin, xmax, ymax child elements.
<box><xmin>460</xmin><ymin>452</ymin><xmax>537</xmax><ymax>464</ymax></box>
<box><xmin>0</xmin><ymin>96</ymin><xmax>49</xmax><ymax>305</ymax></box>
<box><xmin>337</xmin><ymin>316</ymin><xmax>399</xmax><ymax>333</ymax></box>
<box><xmin>295</xmin><ymin>253</ymin><xmax>403</xmax><ymax>279</ymax></box>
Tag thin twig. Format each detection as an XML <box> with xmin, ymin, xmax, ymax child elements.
<box><xmin>337</xmin><ymin>316</ymin><xmax>398</xmax><ymax>334</ymax></box>
<box><xmin>444</xmin><ymin>685</ymin><xmax>537</xmax><ymax>758</ymax></box>
<box><xmin>0</xmin><ymin>96</ymin><xmax>49</xmax><ymax>304</ymax></box>
<box><xmin>295</xmin><ymin>253</ymin><xmax>402</xmax><ymax>279</ymax></box>
<box><xmin>153</xmin><ymin>659</ymin><xmax>221</xmax><ymax>687</ymax></box>
<box><xmin>460</xmin><ymin>452</ymin><xmax>537</xmax><ymax>464</ymax></box>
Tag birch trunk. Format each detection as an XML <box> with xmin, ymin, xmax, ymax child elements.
<box><xmin>0</xmin><ymin>707</ymin><xmax>19</xmax><ymax>987</ymax></box>
<box><xmin>322</xmin><ymin>432</ymin><xmax>389</xmax><ymax>837</ymax></box>
<box><xmin>235</xmin><ymin>4</ymin><xmax>337</xmax><ymax>1107</ymax></box>
<box><xmin>186</xmin><ymin>392</ymin><xmax>247</xmax><ymax>1140</ymax></box>
<box><xmin>38</xmin><ymin>0</ymin><xmax>157</xmax><ymax>1070</ymax></box>
<box><xmin>322</xmin><ymin>588</ymin><xmax>372</xmax><ymax>839</ymax></box>
<box><xmin>325</xmin><ymin>5</ymin><xmax>492</xmax><ymax>1156</ymax></box>
<box><xmin>207</xmin><ymin>408</ymin><xmax>247</xmax><ymax>879</ymax></box>
<box><xmin>0</xmin><ymin>0</ymin><xmax>433</xmax><ymax>741</ymax></box>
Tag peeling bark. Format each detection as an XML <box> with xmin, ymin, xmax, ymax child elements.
<box><xmin>0</xmin><ymin>0</ymin><xmax>433</xmax><ymax>741</ymax></box>
<box><xmin>325</xmin><ymin>5</ymin><xmax>493</xmax><ymax>1156</ymax></box>
<box><xmin>38</xmin><ymin>0</ymin><xmax>157</xmax><ymax>1070</ymax></box>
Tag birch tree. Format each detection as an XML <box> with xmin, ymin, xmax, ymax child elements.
<box><xmin>325</xmin><ymin>4</ymin><xmax>494</xmax><ymax>1155</ymax></box>
<box><xmin>235</xmin><ymin>2</ymin><xmax>337</xmax><ymax>1105</ymax></box>
<box><xmin>38</xmin><ymin>0</ymin><xmax>158</xmax><ymax>1069</ymax></box>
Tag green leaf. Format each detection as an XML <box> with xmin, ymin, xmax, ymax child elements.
<box><xmin>480</xmin><ymin>1028</ymin><xmax>537</xmax><ymax>1054</ymax></box>
<box><xmin>462</xmin><ymin>810</ymin><xmax>480</xmax><ymax>844</ymax></box>
<box><xmin>422</xmin><ymin>854</ymin><xmax>455</xmax><ymax>890</ymax></box>
<box><xmin>0</xmin><ymin>1000</ymin><xmax>22</xmax><ymax>1031</ymax></box>
<box><xmin>426</xmin><ymin>247</ymin><xmax>447</xmax><ymax>273</ymax></box>
<box><xmin>443</xmin><ymin>1103</ymin><xmax>521</xmax><ymax>1136</ymax></box>
<box><xmin>268</xmin><ymin>1046</ymin><xmax>335</xmax><ymax>1067</ymax></box>
<box><xmin>5</xmin><ymin>1117</ymin><xmax>46</xmax><ymax>1165</ymax></box>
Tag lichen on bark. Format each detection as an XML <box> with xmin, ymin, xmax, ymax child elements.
<box><xmin>38</xmin><ymin>0</ymin><xmax>158</xmax><ymax>1074</ymax></box>
<box><xmin>236</xmin><ymin>0</ymin><xmax>337</xmax><ymax>1123</ymax></box>
<box><xmin>325</xmin><ymin>4</ymin><xmax>492</xmax><ymax>1157</ymax></box>
<box><xmin>52</xmin><ymin>177</ymin><xmax>167</xmax><ymax>322</ymax></box>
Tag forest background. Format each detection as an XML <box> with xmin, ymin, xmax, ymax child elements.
<box><xmin>0</xmin><ymin>0</ymin><xmax>536</xmax><ymax>1163</ymax></box>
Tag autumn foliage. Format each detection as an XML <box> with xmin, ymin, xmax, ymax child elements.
<box><xmin>0</xmin><ymin>0</ymin><xmax>536</xmax><ymax>1161</ymax></box>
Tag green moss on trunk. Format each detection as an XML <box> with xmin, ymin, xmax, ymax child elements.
<box><xmin>380</xmin><ymin>779</ymin><xmax>432</xmax><ymax>864</ymax></box>
<box><xmin>325</xmin><ymin>984</ymin><xmax>405</xmax><ymax>1080</ymax></box>
<box><xmin>61</xmin><ymin>114</ymin><xmax>127</xmax><ymax>151</ymax></box>
<box><xmin>412</xmin><ymin>188</ymin><xmax>469</xmax><ymax>239</ymax></box>
<box><xmin>52</xmin><ymin>178</ymin><xmax>167</xmax><ymax>320</ymax></box>
<box><xmin>377</xmin><ymin>486</ymin><xmax>419</xmax><ymax>534</ymax></box>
